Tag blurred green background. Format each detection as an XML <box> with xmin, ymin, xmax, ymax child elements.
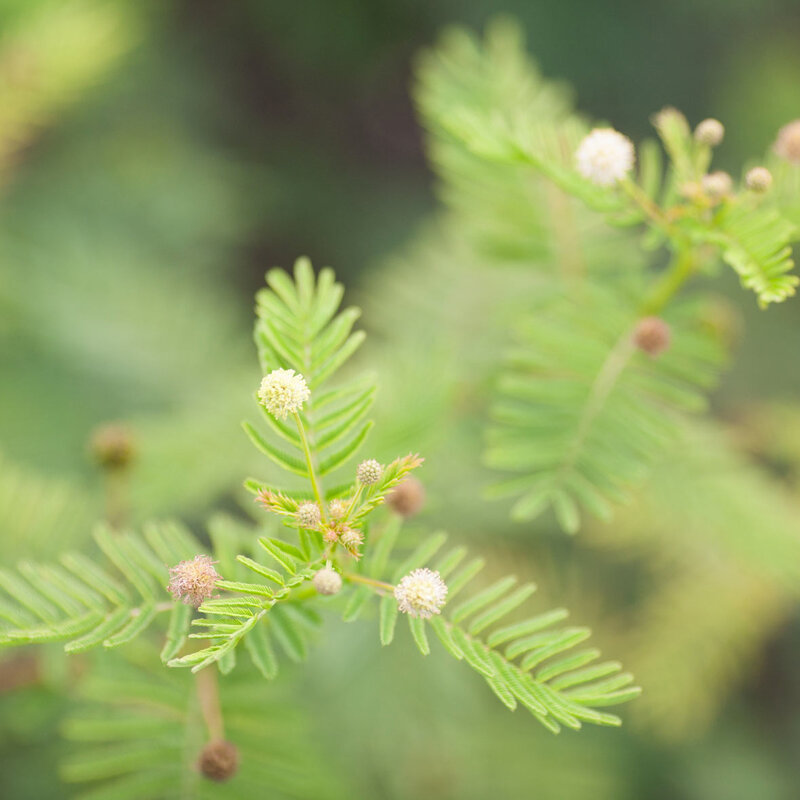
<box><xmin>2</xmin><ymin>0</ymin><xmax>800</xmax><ymax>798</ymax></box>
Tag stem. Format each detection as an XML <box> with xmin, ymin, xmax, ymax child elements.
<box><xmin>622</xmin><ymin>178</ymin><xmax>673</xmax><ymax>233</ymax></box>
<box><xmin>195</xmin><ymin>667</ymin><xmax>224</xmax><ymax>741</ymax></box>
<box><xmin>104</xmin><ymin>468</ymin><xmax>129</xmax><ymax>529</ymax></box>
<box><xmin>640</xmin><ymin>248</ymin><xmax>695</xmax><ymax>315</ymax></box>
<box><xmin>345</xmin><ymin>573</ymin><xmax>395</xmax><ymax>594</ymax></box>
<box><xmin>293</xmin><ymin>411</ymin><xmax>327</xmax><ymax>523</ymax></box>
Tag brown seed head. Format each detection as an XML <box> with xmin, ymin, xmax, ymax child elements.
<box><xmin>89</xmin><ymin>423</ymin><xmax>135</xmax><ymax>470</ymax></box>
<box><xmin>198</xmin><ymin>740</ymin><xmax>238</xmax><ymax>782</ymax></box>
<box><xmin>387</xmin><ymin>477</ymin><xmax>426</xmax><ymax>518</ymax></box>
<box><xmin>633</xmin><ymin>316</ymin><xmax>671</xmax><ymax>357</ymax></box>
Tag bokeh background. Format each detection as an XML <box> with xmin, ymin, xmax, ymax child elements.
<box><xmin>2</xmin><ymin>1</ymin><xmax>800</xmax><ymax>798</ymax></box>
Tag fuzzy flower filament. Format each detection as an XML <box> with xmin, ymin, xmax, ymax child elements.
<box><xmin>395</xmin><ymin>568</ymin><xmax>448</xmax><ymax>619</ymax></box>
<box><xmin>257</xmin><ymin>369</ymin><xmax>310</xmax><ymax>420</ymax></box>
<box><xmin>168</xmin><ymin>555</ymin><xmax>220</xmax><ymax>608</ymax></box>
<box><xmin>575</xmin><ymin>128</ymin><xmax>635</xmax><ymax>186</ymax></box>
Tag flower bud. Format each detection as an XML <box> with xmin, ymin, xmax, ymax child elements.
<box><xmin>745</xmin><ymin>166</ymin><xmax>772</xmax><ymax>193</ymax></box>
<box><xmin>633</xmin><ymin>316</ymin><xmax>671</xmax><ymax>357</ymax></box>
<box><xmin>774</xmin><ymin>120</ymin><xmax>800</xmax><ymax>164</ymax></box>
<box><xmin>339</xmin><ymin>527</ymin><xmax>364</xmax><ymax>555</ymax></box>
<box><xmin>312</xmin><ymin>567</ymin><xmax>342</xmax><ymax>596</ymax></box>
<box><xmin>89</xmin><ymin>423</ymin><xmax>135</xmax><ymax>470</ymax></box>
<box><xmin>168</xmin><ymin>555</ymin><xmax>220</xmax><ymax>608</ymax></box>
<box><xmin>198</xmin><ymin>740</ymin><xmax>238</xmax><ymax>782</ymax></box>
<box><xmin>295</xmin><ymin>502</ymin><xmax>321</xmax><ymax>529</ymax></box>
<box><xmin>328</xmin><ymin>498</ymin><xmax>349</xmax><ymax>520</ymax></box>
<box><xmin>694</xmin><ymin>118</ymin><xmax>724</xmax><ymax>147</ymax></box>
<box><xmin>701</xmin><ymin>171</ymin><xmax>733</xmax><ymax>200</ymax></box>
<box><xmin>356</xmin><ymin>459</ymin><xmax>383</xmax><ymax>485</ymax></box>
<box><xmin>387</xmin><ymin>477</ymin><xmax>425</xmax><ymax>518</ymax></box>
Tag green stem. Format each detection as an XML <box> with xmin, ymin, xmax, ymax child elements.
<box><xmin>345</xmin><ymin>573</ymin><xmax>394</xmax><ymax>594</ymax></box>
<box><xmin>640</xmin><ymin>248</ymin><xmax>695</xmax><ymax>315</ymax></box>
<box><xmin>293</xmin><ymin>411</ymin><xmax>327</xmax><ymax>523</ymax></box>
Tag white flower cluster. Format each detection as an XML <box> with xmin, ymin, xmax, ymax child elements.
<box><xmin>356</xmin><ymin>459</ymin><xmax>383</xmax><ymax>485</ymax></box>
<box><xmin>257</xmin><ymin>368</ymin><xmax>310</xmax><ymax>420</ymax></box>
<box><xmin>394</xmin><ymin>567</ymin><xmax>448</xmax><ymax>619</ymax></box>
<box><xmin>575</xmin><ymin>127</ymin><xmax>634</xmax><ymax>186</ymax></box>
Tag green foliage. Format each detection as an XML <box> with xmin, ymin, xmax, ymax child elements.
<box><xmin>371</xmin><ymin>529</ymin><xmax>640</xmax><ymax>732</ymax></box>
<box><xmin>245</xmin><ymin>257</ymin><xmax>376</xmax><ymax>484</ymax></box>
<box><xmin>0</xmin><ymin>521</ymin><xmax>199</xmax><ymax>656</ymax></box>
<box><xmin>62</xmin><ymin>644</ymin><xmax>347</xmax><ymax>800</ymax></box>
<box><xmin>485</xmin><ymin>286</ymin><xmax>726</xmax><ymax>531</ymax></box>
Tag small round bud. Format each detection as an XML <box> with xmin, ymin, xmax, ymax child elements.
<box><xmin>774</xmin><ymin>119</ymin><xmax>800</xmax><ymax>164</ymax></box>
<box><xmin>633</xmin><ymin>316</ymin><xmax>671</xmax><ymax>357</ymax></box>
<box><xmin>395</xmin><ymin>568</ymin><xmax>448</xmax><ymax>619</ymax></box>
<box><xmin>257</xmin><ymin>368</ymin><xmax>310</xmax><ymax>420</ymax></box>
<box><xmin>339</xmin><ymin>527</ymin><xmax>363</xmax><ymax>554</ymax></box>
<box><xmin>168</xmin><ymin>555</ymin><xmax>220</xmax><ymax>608</ymax></box>
<box><xmin>89</xmin><ymin>423</ymin><xmax>135</xmax><ymax>470</ymax></box>
<box><xmin>312</xmin><ymin>567</ymin><xmax>342</xmax><ymax>596</ymax></box>
<box><xmin>694</xmin><ymin>118</ymin><xmax>724</xmax><ymax>147</ymax></box>
<box><xmin>387</xmin><ymin>477</ymin><xmax>425</xmax><ymax>518</ymax></box>
<box><xmin>322</xmin><ymin>527</ymin><xmax>339</xmax><ymax>544</ymax></box>
<box><xmin>745</xmin><ymin>166</ymin><xmax>772</xmax><ymax>193</ymax></box>
<box><xmin>198</xmin><ymin>740</ymin><xmax>238</xmax><ymax>782</ymax></box>
<box><xmin>328</xmin><ymin>498</ymin><xmax>349</xmax><ymax>520</ymax></box>
<box><xmin>679</xmin><ymin>180</ymin><xmax>703</xmax><ymax>202</ymax></box>
<box><xmin>575</xmin><ymin>127</ymin><xmax>635</xmax><ymax>186</ymax></box>
<box><xmin>356</xmin><ymin>459</ymin><xmax>382</xmax><ymax>485</ymax></box>
<box><xmin>701</xmin><ymin>171</ymin><xmax>733</xmax><ymax>200</ymax></box>
<box><xmin>295</xmin><ymin>502</ymin><xmax>321</xmax><ymax>529</ymax></box>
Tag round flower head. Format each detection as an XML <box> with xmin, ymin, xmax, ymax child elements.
<box><xmin>257</xmin><ymin>369</ymin><xmax>310</xmax><ymax>420</ymax></box>
<box><xmin>198</xmin><ymin>740</ymin><xmax>238</xmax><ymax>782</ymax></box>
<box><xmin>395</xmin><ymin>568</ymin><xmax>448</xmax><ymax>619</ymax></box>
<box><xmin>356</xmin><ymin>459</ymin><xmax>383</xmax><ymax>486</ymax></box>
<box><xmin>633</xmin><ymin>316</ymin><xmax>671</xmax><ymax>357</ymax></box>
<box><xmin>745</xmin><ymin>166</ymin><xmax>773</xmax><ymax>193</ymax></box>
<box><xmin>701</xmin><ymin>171</ymin><xmax>733</xmax><ymax>200</ymax></box>
<box><xmin>168</xmin><ymin>555</ymin><xmax>220</xmax><ymax>608</ymax></box>
<box><xmin>295</xmin><ymin>502</ymin><xmax>321</xmax><ymax>529</ymax></box>
<box><xmin>312</xmin><ymin>567</ymin><xmax>343</xmax><ymax>596</ymax></box>
<box><xmin>575</xmin><ymin>128</ymin><xmax>635</xmax><ymax>186</ymax></box>
<box><xmin>328</xmin><ymin>498</ymin><xmax>349</xmax><ymax>520</ymax></box>
<box><xmin>774</xmin><ymin>120</ymin><xmax>800</xmax><ymax>163</ymax></box>
<box><xmin>695</xmin><ymin>118</ymin><xmax>724</xmax><ymax>147</ymax></box>
<box><xmin>388</xmin><ymin>477</ymin><xmax>425</xmax><ymax>518</ymax></box>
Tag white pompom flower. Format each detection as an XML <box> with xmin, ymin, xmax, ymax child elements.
<box><xmin>394</xmin><ymin>568</ymin><xmax>448</xmax><ymax>619</ymax></box>
<box><xmin>575</xmin><ymin>127</ymin><xmax>635</xmax><ymax>187</ymax></box>
<box><xmin>257</xmin><ymin>369</ymin><xmax>310</xmax><ymax>420</ymax></box>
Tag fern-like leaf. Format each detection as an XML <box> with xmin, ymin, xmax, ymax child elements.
<box><xmin>485</xmin><ymin>284</ymin><xmax>726</xmax><ymax>532</ymax></box>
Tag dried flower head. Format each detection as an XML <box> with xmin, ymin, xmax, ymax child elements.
<box><xmin>701</xmin><ymin>171</ymin><xmax>733</xmax><ymax>200</ymax></box>
<box><xmin>745</xmin><ymin>166</ymin><xmax>773</xmax><ymax>193</ymax></box>
<box><xmin>387</xmin><ymin>477</ymin><xmax>426</xmax><ymax>518</ymax></box>
<box><xmin>312</xmin><ymin>567</ymin><xmax>343</xmax><ymax>596</ymax></box>
<box><xmin>633</xmin><ymin>316</ymin><xmax>671</xmax><ymax>357</ymax></box>
<box><xmin>168</xmin><ymin>555</ymin><xmax>220</xmax><ymax>608</ymax></box>
<box><xmin>328</xmin><ymin>498</ymin><xmax>349</xmax><ymax>520</ymax></box>
<box><xmin>295</xmin><ymin>502</ymin><xmax>321</xmax><ymax>529</ymax></box>
<box><xmin>575</xmin><ymin>128</ymin><xmax>634</xmax><ymax>186</ymax></box>
<box><xmin>356</xmin><ymin>459</ymin><xmax>383</xmax><ymax>485</ymax></box>
<box><xmin>774</xmin><ymin>120</ymin><xmax>800</xmax><ymax>163</ymax></box>
<box><xmin>395</xmin><ymin>568</ymin><xmax>448</xmax><ymax>619</ymax></box>
<box><xmin>89</xmin><ymin>423</ymin><xmax>135</xmax><ymax>470</ymax></box>
<box><xmin>694</xmin><ymin>118</ymin><xmax>724</xmax><ymax>147</ymax></box>
<box><xmin>198</xmin><ymin>740</ymin><xmax>238</xmax><ymax>782</ymax></box>
<box><xmin>257</xmin><ymin>369</ymin><xmax>310</xmax><ymax>420</ymax></box>
<box><xmin>339</xmin><ymin>527</ymin><xmax>364</xmax><ymax>554</ymax></box>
